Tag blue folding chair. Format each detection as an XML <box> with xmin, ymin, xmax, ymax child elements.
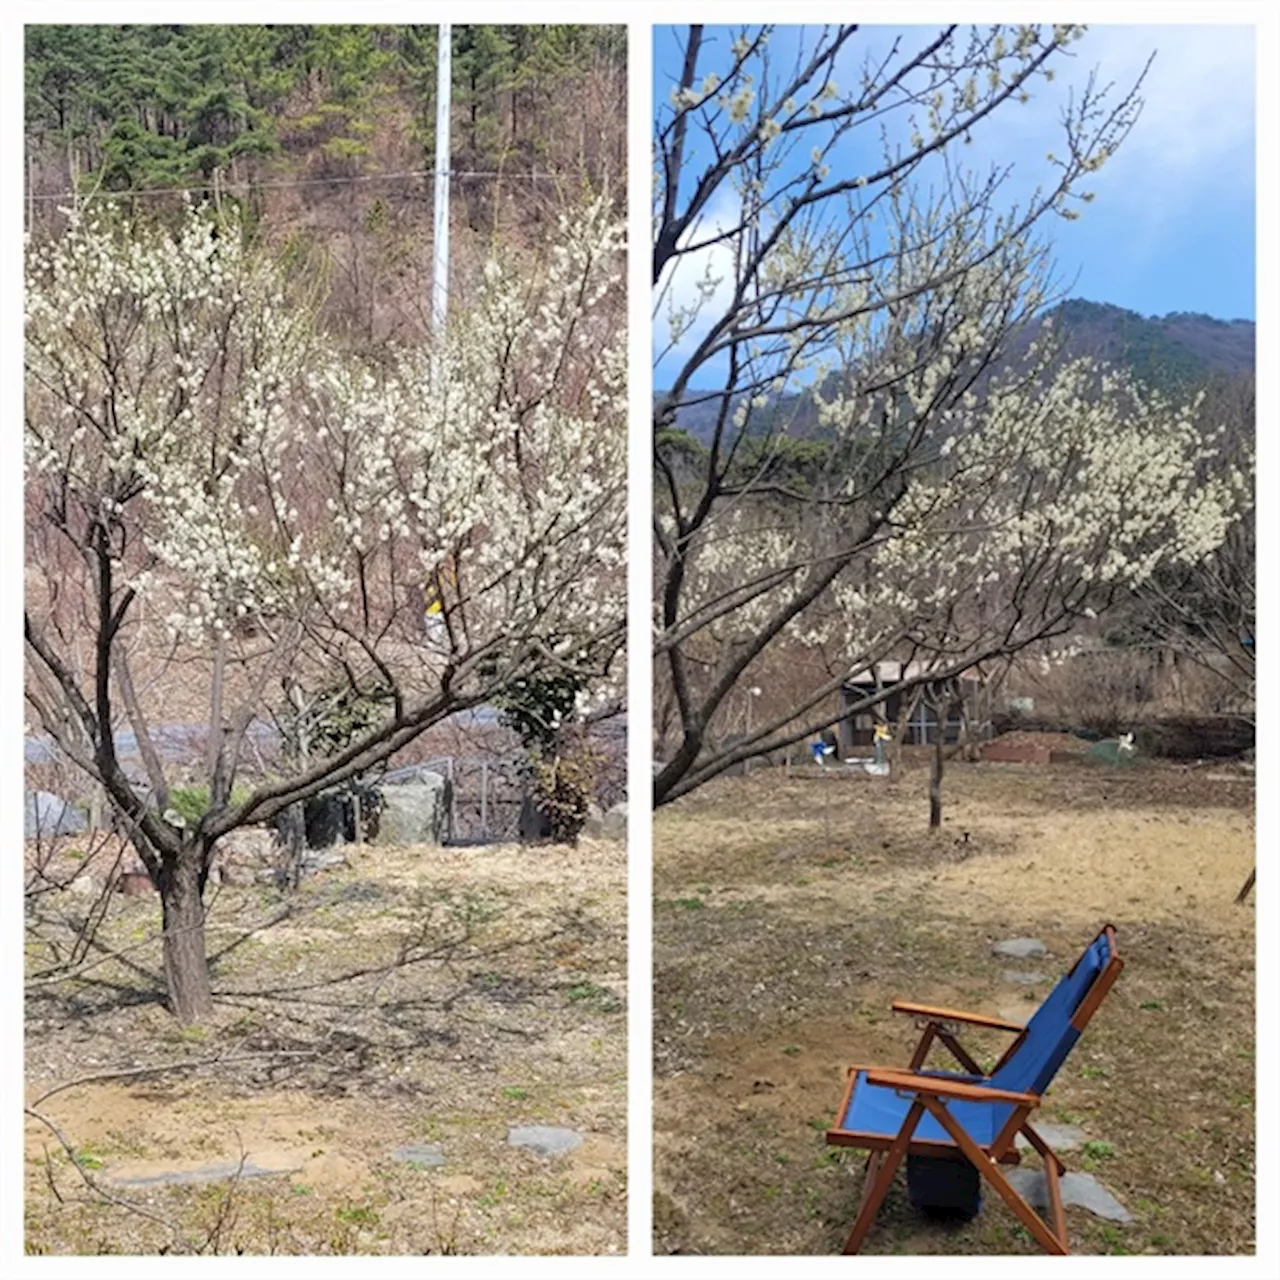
<box><xmin>826</xmin><ymin>925</ymin><xmax>1123</xmax><ymax>1254</ymax></box>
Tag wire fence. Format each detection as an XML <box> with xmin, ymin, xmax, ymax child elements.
<box><xmin>385</xmin><ymin>755</ymin><xmax>525</xmax><ymax>845</ymax></box>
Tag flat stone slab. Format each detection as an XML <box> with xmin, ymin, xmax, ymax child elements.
<box><xmin>391</xmin><ymin>1143</ymin><xmax>445</xmax><ymax>1167</ymax></box>
<box><xmin>1004</xmin><ymin>1168</ymin><xmax>1132</xmax><ymax>1222</ymax></box>
<box><xmin>507</xmin><ymin>1126</ymin><xmax>583</xmax><ymax>1158</ymax></box>
<box><xmin>1014</xmin><ymin>1123</ymin><xmax>1086</xmax><ymax>1152</ymax></box>
<box><xmin>992</xmin><ymin>938</ymin><xmax>1048</xmax><ymax>960</ymax></box>
<box><xmin>1002</xmin><ymin>970</ymin><xmax>1049</xmax><ymax>986</ymax></box>
<box><xmin>998</xmin><ymin>1005</ymin><xmax>1032</xmax><ymax>1026</ymax></box>
<box><xmin>107</xmin><ymin>1159</ymin><xmax>301</xmax><ymax>1188</ymax></box>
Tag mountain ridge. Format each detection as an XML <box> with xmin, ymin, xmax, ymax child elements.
<box><xmin>657</xmin><ymin>298</ymin><xmax>1255</xmax><ymax>444</ymax></box>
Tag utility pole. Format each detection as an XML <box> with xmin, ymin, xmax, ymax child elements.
<box><xmin>431</xmin><ymin>23</ymin><xmax>452</xmax><ymax>344</ymax></box>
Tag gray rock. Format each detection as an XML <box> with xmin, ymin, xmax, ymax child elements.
<box><xmin>1004</xmin><ymin>1168</ymin><xmax>1132</xmax><ymax>1222</ymax></box>
<box><xmin>507</xmin><ymin>1125</ymin><xmax>583</xmax><ymax>1158</ymax></box>
<box><xmin>67</xmin><ymin>875</ymin><xmax>102</xmax><ymax>898</ymax></box>
<box><xmin>219</xmin><ymin>827</ymin><xmax>277</xmax><ymax>864</ymax></box>
<box><xmin>1003</xmin><ymin>970</ymin><xmax>1049</xmax><ymax>986</ymax></box>
<box><xmin>107</xmin><ymin>1159</ymin><xmax>301</xmax><ymax>1188</ymax></box>
<box><xmin>25</xmin><ymin>790</ymin><xmax>87</xmax><ymax>840</ymax></box>
<box><xmin>375</xmin><ymin>773</ymin><xmax>452</xmax><ymax>846</ymax></box>
<box><xmin>992</xmin><ymin>937</ymin><xmax>1048</xmax><ymax>960</ymax></box>
<box><xmin>391</xmin><ymin>1143</ymin><xmax>445</xmax><ymax>1168</ymax></box>
<box><xmin>1014</xmin><ymin>1123</ymin><xmax>1086</xmax><ymax>1152</ymax></box>
<box><xmin>581</xmin><ymin>802</ymin><xmax>606</xmax><ymax>839</ymax></box>
<box><xmin>600</xmin><ymin>801</ymin><xmax>627</xmax><ymax>841</ymax></box>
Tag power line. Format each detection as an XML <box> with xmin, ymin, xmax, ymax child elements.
<box><xmin>27</xmin><ymin>166</ymin><xmax>577</xmax><ymax>204</ymax></box>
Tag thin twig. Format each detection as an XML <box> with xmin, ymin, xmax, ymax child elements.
<box><xmin>25</xmin><ymin>1104</ymin><xmax>186</xmax><ymax>1246</ymax></box>
<box><xmin>27</xmin><ymin>1051</ymin><xmax>318</xmax><ymax>1110</ymax></box>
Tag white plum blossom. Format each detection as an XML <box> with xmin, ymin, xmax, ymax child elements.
<box><xmin>26</xmin><ymin>197</ymin><xmax>626</xmax><ymax>708</ymax></box>
<box><xmin>728</xmin><ymin>86</ymin><xmax>756</xmax><ymax>124</ymax></box>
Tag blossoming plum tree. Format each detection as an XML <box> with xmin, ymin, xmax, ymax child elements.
<box><xmin>652</xmin><ymin>24</ymin><xmax>1245</xmax><ymax>804</ymax></box>
<box><xmin>25</xmin><ymin>199</ymin><xmax>626</xmax><ymax>1023</ymax></box>
<box><xmin>1124</xmin><ymin>375</ymin><xmax>1255</xmax><ymax>720</ymax></box>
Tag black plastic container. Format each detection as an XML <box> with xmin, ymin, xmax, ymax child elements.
<box><xmin>906</xmin><ymin>1154</ymin><xmax>982</xmax><ymax>1218</ymax></box>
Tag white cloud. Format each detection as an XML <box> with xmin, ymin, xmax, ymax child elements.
<box><xmin>653</xmin><ymin>187</ymin><xmax>743</xmax><ymax>366</ymax></box>
<box><xmin>1080</xmin><ymin>24</ymin><xmax>1254</xmax><ymax>178</ymax></box>
<box><xmin>924</xmin><ymin>25</ymin><xmax>1253</xmax><ymax>210</ymax></box>
<box><xmin>832</xmin><ymin>24</ymin><xmax>1254</xmax><ymax>258</ymax></box>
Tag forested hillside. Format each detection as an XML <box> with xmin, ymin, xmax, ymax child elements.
<box><xmin>659</xmin><ymin>298</ymin><xmax>1256</xmax><ymax>447</ymax></box>
<box><xmin>1044</xmin><ymin>299</ymin><xmax>1255</xmax><ymax>386</ymax></box>
<box><xmin>25</xmin><ymin>24</ymin><xmax>626</xmax><ymax>346</ymax></box>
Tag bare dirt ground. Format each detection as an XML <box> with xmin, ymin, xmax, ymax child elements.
<box><xmin>25</xmin><ymin>836</ymin><xmax>626</xmax><ymax>1256</ymax></box>
<box><xmin>653</xmin><ymin>758</ymin><xmax>1255</xmax><ymax>1256</ymax></box>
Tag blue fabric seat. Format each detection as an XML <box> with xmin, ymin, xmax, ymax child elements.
<box><xmin>839</xmin><ymin>1069</ymin><xmax>1013</xmax><ymax>1146</ymax></box>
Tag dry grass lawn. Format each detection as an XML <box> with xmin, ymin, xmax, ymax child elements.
<box><xmin>25</xmin><ymin>836</ymin><xmax>626</xmax><ymax>1256</ymax></box>
<box><xmin>653</xmin><ymin>758</ymin><xmax>1255</xmax><ymax>1256</ymax></box>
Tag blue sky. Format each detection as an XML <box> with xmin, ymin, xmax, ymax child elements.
<box><xmin>653</xmin><ymin>23</ymin><xmax>1256</xmax><ymax>384</ymax></box>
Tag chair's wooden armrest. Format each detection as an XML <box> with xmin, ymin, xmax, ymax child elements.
<box><xmin>890</xmin><ymin>1000</ymin><xmax>1025</xmax><ymax>1033</ymax></box>
<box><xmin>863</xmin><ymin>1068</ymin><xmax>1039</xmax><ymax>1108</ymax></box>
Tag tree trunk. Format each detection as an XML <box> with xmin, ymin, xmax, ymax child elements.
<box><xmin>158</xmin><ymin>850</ymin><xmax>213</xmax><ymax>1025</ymax></box>
<box><xmin>889</xmin><ymin>690</ymin><xmax>918</xmax><ymax>778</ymax></box>
<box><xmin>280</xmin><ymin>802</ymin><xmax>306</xmax><ymax>891</ymax></box>
<box><xmin>930</xmin><ymin>722</ymin><xmax>944</xmax><ymax>830</ymax></box>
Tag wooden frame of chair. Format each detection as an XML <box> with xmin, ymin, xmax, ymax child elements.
<box><xmin>826</xmin><ymin>924</ymin><xmax>1124</xmax><ymax>1256</ymax></box>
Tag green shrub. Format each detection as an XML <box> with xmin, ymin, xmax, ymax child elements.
<box><xmin>166</xmin><ymin>783</ymin><xmax>254</xmax><ymax>826</ymax></box>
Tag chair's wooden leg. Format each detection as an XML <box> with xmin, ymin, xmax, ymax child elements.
<box><xmin>842</xmin><ymin>1101</ymin><xmax>925</xmax><ymax>1255</ymax></box>
<box><xmin>857</xmin><ymin>1151</ymin><xmax>885</xmax><ymax>1213</ymax></box>
<box><xmin>1020</xmin><ymin>1122</ymin><xmax>1069</xmax><ymax>1248</ymax></box>
<box><xmin>1042</xmin><ymin>1147</ymin><xmax>1068</xmax><ymax>1248</ymax></box>
<box><xmin>922</xmin><ymin>1100</ymin><xmax>1068</xmax><ymax>1256</ymax></box>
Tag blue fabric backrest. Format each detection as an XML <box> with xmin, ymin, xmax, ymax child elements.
<box><xmin>990</xmin><ymin>931</ymin><xmax>1111</xmax><ymax>1097</ymax></box>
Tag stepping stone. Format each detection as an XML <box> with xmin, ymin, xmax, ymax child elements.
<box><xmin>1002</xmin><ymin>970</ymin><xmax>1048</xmax><ymax>986</ymax></box>
<box><xmin>998</xmin><ymin>1006</ymin><xmax>1032</xmax><ymax>1026</ymax></box>
<box><xmin>1004</xmin><ymin>1168</ymin><xmax>1132</xmax><ymax>1223</ymax></box>
<box><xmin>507</xmin><ymin>1126</ymin><xmax>583</xmax><ymax>1158</ymax></box>
<box><xmin>1014</xmin><ymin>1123</ymin><xmax>1086</xmax><ymax>1152</ymax></box>
<box><xmin>107</xmin><ymin>1159</ymin><xmax>301</xmax><ymax>1188</ymax></box>
<box><xmin>391</xmin><ymin>1143</ymin><xmax>445</xmax><ymax>1168</ymax></box>
<box><xmin>303</xmin><ymin>850</ymin><xmax>347</xmax><ymax>874</ymax></box>
<box><xmin>992</xmin><ymin>938</ymin><xmax>1047</xmax><ymax>960</ymax></box>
